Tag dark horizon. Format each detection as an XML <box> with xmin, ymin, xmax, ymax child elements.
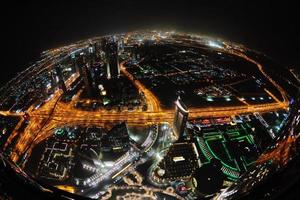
<box><xmin>1</xmin><ymin>0</ymin><xmax>299</xmax><ymax>86</ymax></box>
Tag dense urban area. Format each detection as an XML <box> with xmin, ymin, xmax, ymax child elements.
<box><xmin>0</xmin><ymin>31</ymin><xmax>299</xmax><ymax>200</ymax></box>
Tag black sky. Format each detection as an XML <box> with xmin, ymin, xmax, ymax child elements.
<box><xmin>1</xmin><ymin>0</ymin><xmax>299</xmax><ymax>86</ymax></box>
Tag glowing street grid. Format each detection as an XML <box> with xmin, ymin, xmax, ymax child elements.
<box><xmin>0</xmin><ymin>30</ymin><xmax>293</xmax><ymax>199</ymax></box>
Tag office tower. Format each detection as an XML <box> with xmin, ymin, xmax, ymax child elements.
<box><xmin>81</xmin><ymin>63</ymin><xmax>94</xmax><ymax>97</ymax></box>
<box><xmin>118</xmin><ymin>36</ymin><xmax>125</xmax><ymax>53</ymax></box>
<box><xmin>102</xmin><ymin>38</ymin><xmax>120</xmax><ymax>79</ymax></box>
<box><xmin>132</xmin><ymin>44</ymin><xmax>140</xmax><ymax>61</ymax></box>
<box><xmin>54</xmin><ymin>65</ymin><xmax>67</xmax><ymax>93</ymax></box>
<box><xmin>75</xmin><ymin>53</ymin><xmax>94</xmax><ymax>97</ymax></box>
<box><xmin>173</xmin><ymin>96</ymin><xmax>189</xmax><ymax>140</ymax></box>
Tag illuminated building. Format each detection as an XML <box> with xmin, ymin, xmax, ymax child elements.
<box><xmin>72</xmin><ymin>56</ymin><xmax>80</xmax><ymax>75</ymax></box>
<box><xmin>118</xmin><ymin>36</ymin><xmax>125</xmax><ymax>53</ymax></box>
<box><xmin>87</xmin><ymin>42</ymin><xmax>98</xmax><ymax>64</ymax></box>
<box><xmin>132</xmin><ymin>44</ymin><xmax>140</xmax><ymax>61</ymax></box>
<box><xmin>75</xmin><ymin>53</ymin><xmax>95</xmax><ymax>97</ymax></box>
<box><xmin>54</xmin><ymin>65</ymin><xmax>67</xmax><ymax>93</ymax></box>
<box><xmin>88</xmin><ymin>42</ymin><xmax>95</xmax><ymax>54</ymax></box>
<box><xmin>0</xmin><ymin>31</ymin><xmax>296</xmax><ymax>200</ymax></box>
<box><xmin>81</xmin><ymin>64</ymin><xmax>94</xmax><ymax>97</ymax></box>
<box><xmin>102</xmin><ymin>38</ymin><xmax>120</xmax><ymax>79</ymax></box>
<box><xmin>173</xmin><ymin>96</ymin><xmax>189</xmax><ymax>140</ymax></box>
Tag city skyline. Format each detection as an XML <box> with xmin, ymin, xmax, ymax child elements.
<box><xmin>0</xmin><ymin>1</ymin><xmax>299</xmax><ymax>200</ymax></box>
<box><xmin>0</xmin><ymin>30</ymin><xmax>299</xmax><ymax>199</ymax></box>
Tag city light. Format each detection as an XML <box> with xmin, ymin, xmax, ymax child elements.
<box><xmin>0</xmin><ymin>30</ymin><xmax>294</xmax><ymax>200</ymax></box>
<box><xmin>208</xmin><ymin>40</ymin><xmax>222</xmax><ymax>48</ymax></box>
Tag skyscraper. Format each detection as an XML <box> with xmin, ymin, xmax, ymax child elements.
<box><xmin>71</xmin><ymin>54</ymin><xmax>82</xmax><ymax>75</ymax></box>
<box><xmin>82</xmin><ymin>65</ymin><xmax>94</xmax><ymax>97</ymax></box>
<box><xmin>173</xmin><ymin>96</ymin><xmax>189</xmax><ymax>140</ymax></box>
<box><xmin>87</xmin><ymin>42</ymin><xmax>97</xmax><ymax>64</ymax></box>
<box><xmin>118</xmin><ymin>36</ymin><xmax>125</xmax><ymax>53</ymax></box>
<box><xmin>77</xmin><ymin>54</ymin><xmax>94</xmax><ymax>97</ymax></box>
<box><xmin>132</xmin><ymin>44</ymin><xmax>140</xmax><ymax>61</ymax></box>
<box><xmin>102</xmin><ymin>38</ymin><xmax>120</xmax><ymax>79</ymax></box>
<box><xmin>54</xmin><ymin>65</ymin><xmax>67</xmax><ymax>93</ymax></box>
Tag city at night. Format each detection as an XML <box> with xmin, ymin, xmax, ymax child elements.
<box><xmin>0</xmin><ymin>1</ymin><xmax>299</xmax><ymax>200</ymax></box>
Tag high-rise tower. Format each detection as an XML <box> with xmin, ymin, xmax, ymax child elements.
<box><xmin>102</xmin><ymin>38</ymin><xmax>120</xmax><ymax>79</ymax></box>
<box><xmin>54</xmin><ymin>65</ymin><xmax>67</xmax><ymax>93</ymax></box>
<box><xmin>173</xmin><ymin>96</ymin><xmax>189</xmax><ymax>140</ymax></box>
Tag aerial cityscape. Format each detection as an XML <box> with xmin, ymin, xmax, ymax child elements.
<box><xmin>0</xmin><ymin>30</ymin><xmax>299</xmax><ymax>200</ymax></box>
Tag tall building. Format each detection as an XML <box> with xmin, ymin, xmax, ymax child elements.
<box><xmin>173</xmin><ymin>96</ymin><xmax>189</xmax><ymax>140</ymax></box>
<box><xmin>49</xmin><ymin>71</ymin><xmax>57</xmax><ymax>88</ymax></box>
<box><xmin>71</xmin><ymin>54</ymin><xmax>82</xmax><ymax>75</ymax></box>
<box><xmin>132</xmin><ymin>44</ymin><xmax>140</xmax><ymax>61</ymax></box>
<box><xmin>87</xmin><ymin>42</ymin><xmax>98</xmax><ymax>64</ymax></box>
<box><xmin>75</xmin><ymin>53</ymin><xmax>94</xmax><ymax>97</ymax></box>
<box><xmin>54</xmin><ymin>65</ymin><xmax>67</xmax><ymax>93</ymax></box>
<box><xmin>102</xmin><ymin>38</ymin><xmax>120</xmax><ymax>79</ymax></box>
<box><xmin>119</xmin><ymin>38</ymin><xmax>125</xmax><ymax>53</ymax></box>
<box><xmin>81</xmin><ymin>63</ymin><xmax>94</xmax><ymax>97</ymax></box>
<box><xmin>88</xmin><ymin>42</ymin><xmax>95</xmax><ymax>54</ymax></box>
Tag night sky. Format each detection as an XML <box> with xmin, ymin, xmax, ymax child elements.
<box><xmin>1</xmin><ymin>0</ymin><xmax>299</xmax><ymax>86</ymax></box>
